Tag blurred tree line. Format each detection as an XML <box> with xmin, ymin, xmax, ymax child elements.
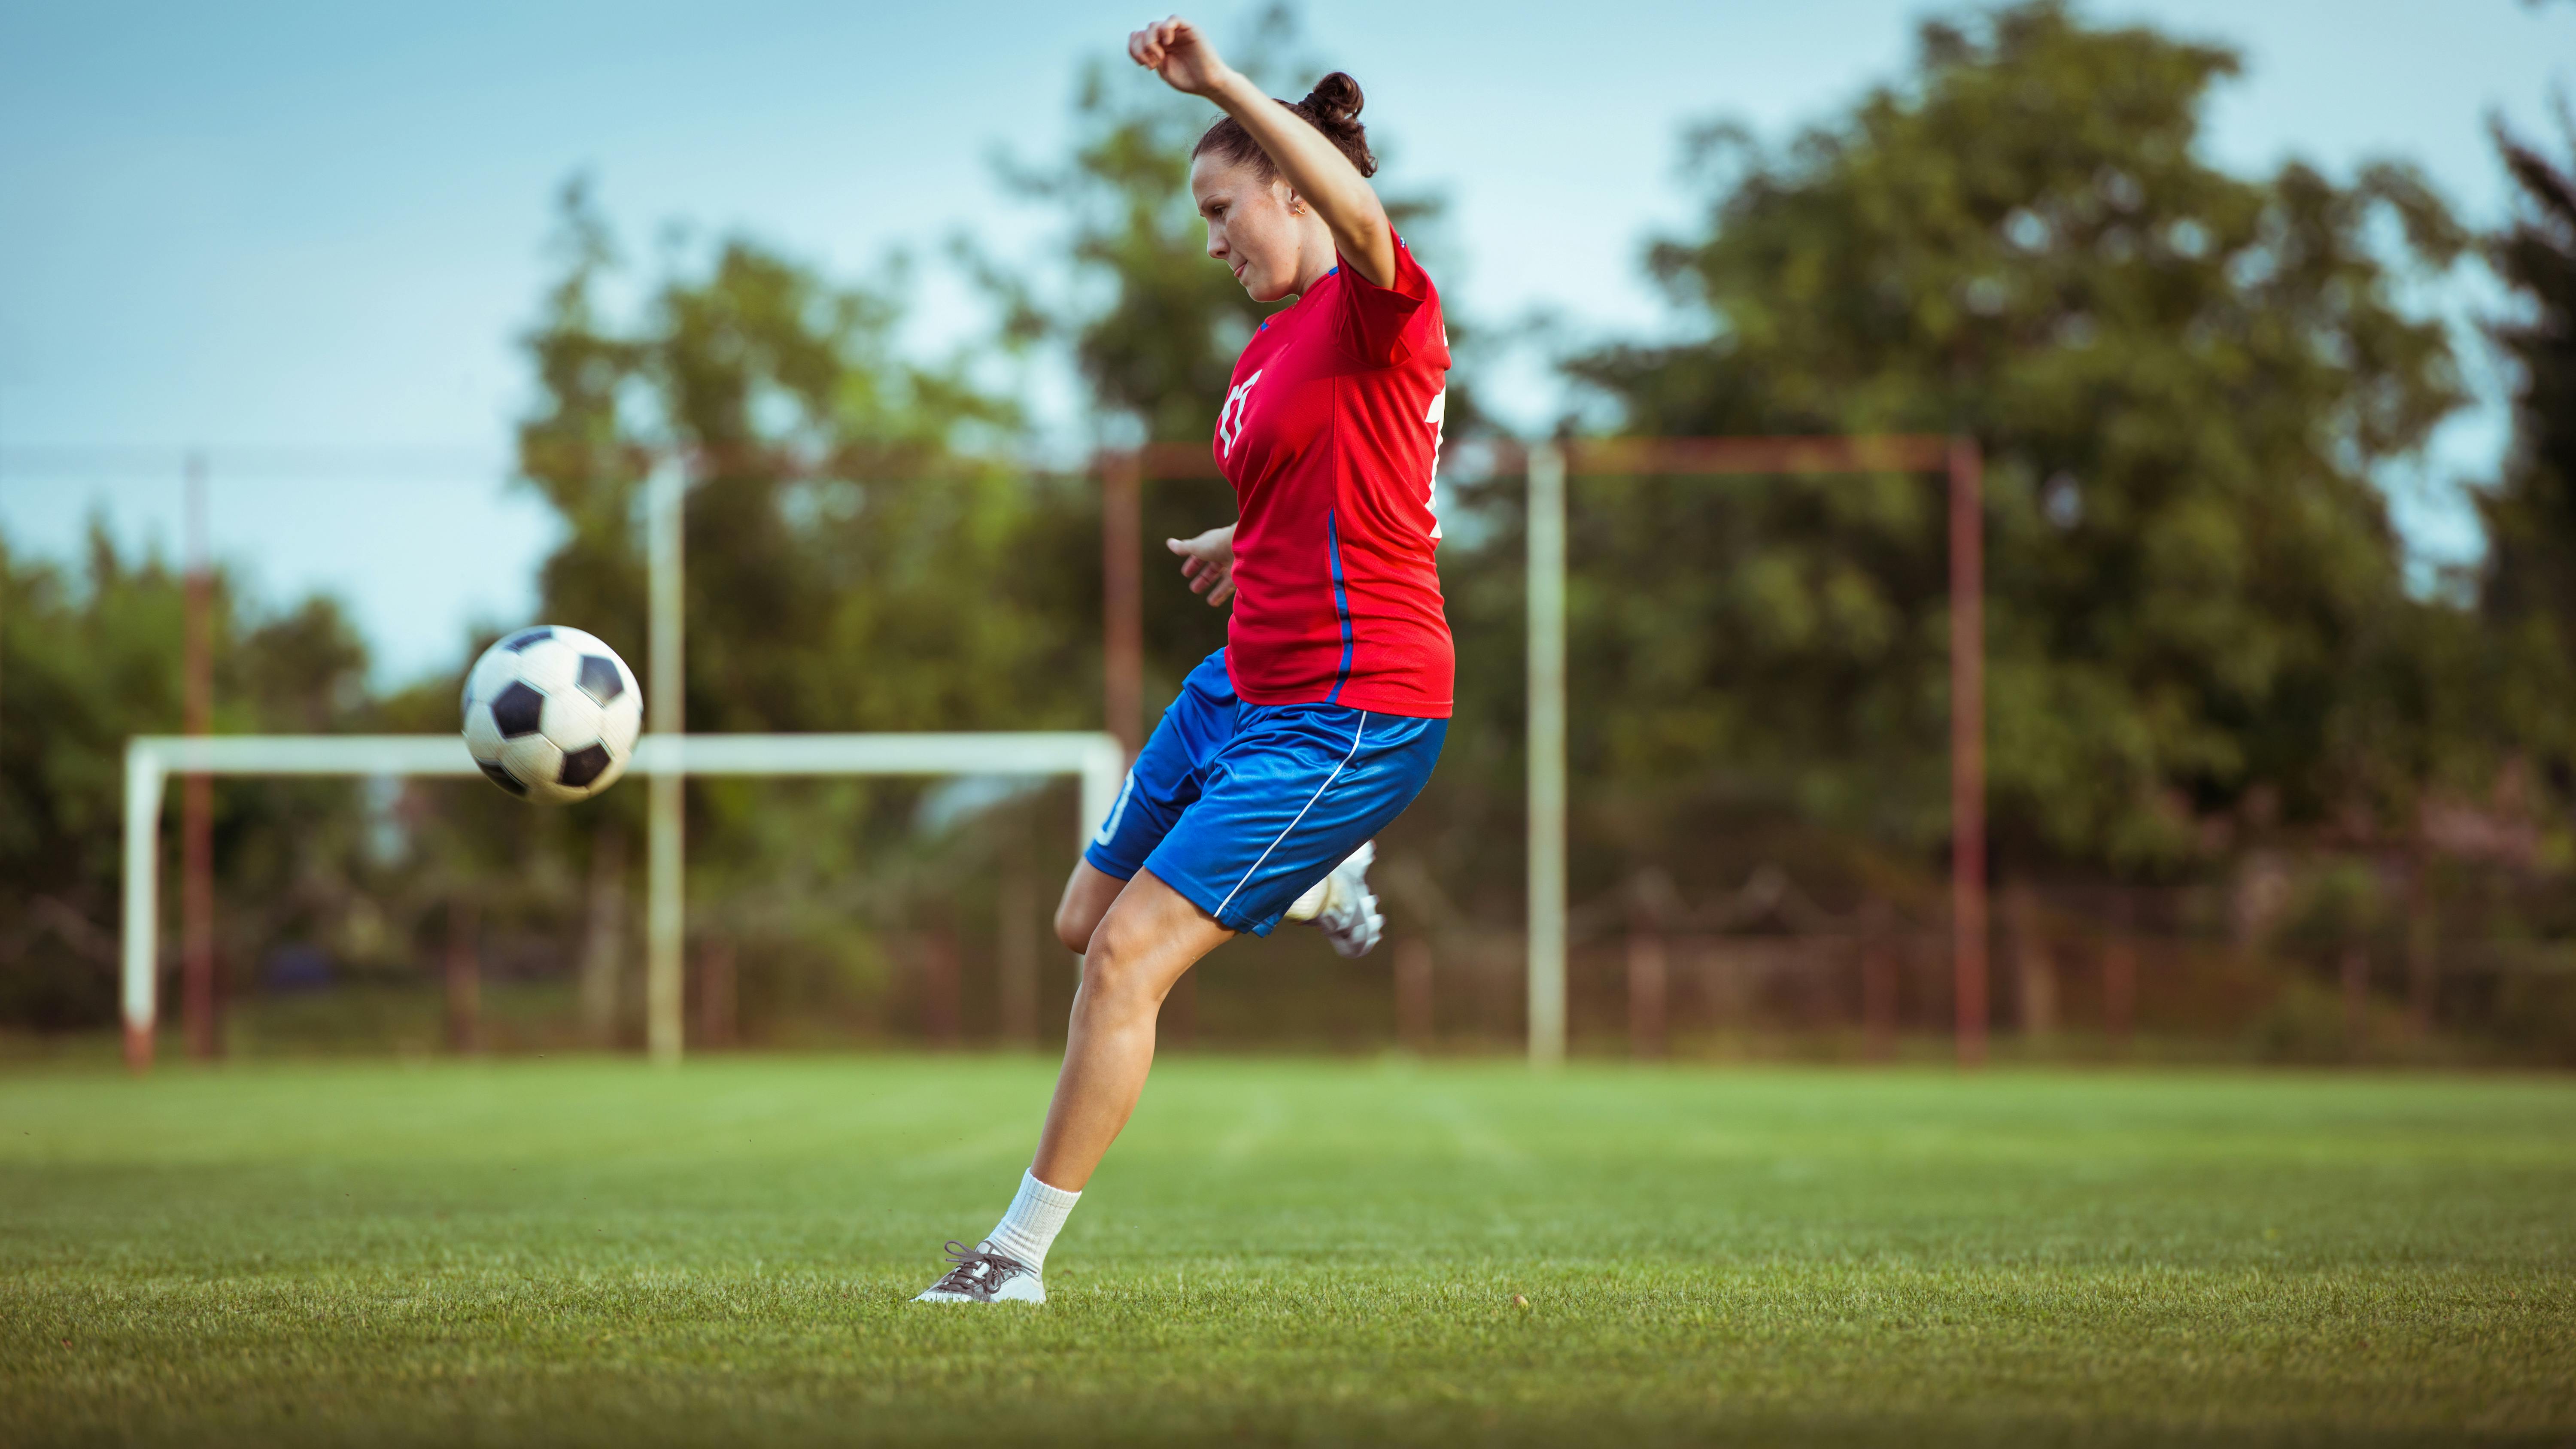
<box><xmin>0</xmin><ymin>532</ymin><xmax>378</xmax><ymax>1029</ymax></box>
<box><xmin>8</xmin><ymin>0</ymin><xmax>2576</xmax><ymax>1057</ymax></box>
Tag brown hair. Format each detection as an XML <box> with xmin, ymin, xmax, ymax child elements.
<box><xmin>1190</xmin><ymin>71</ymin><xmax>1376</xmax><ymax>181</ymax></box>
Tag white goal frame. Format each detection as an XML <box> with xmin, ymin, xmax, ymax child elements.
<box><xmin>121</xmin><ymin>731</ymin><xmax>1126</xmax><ymax>1070</ymax></box>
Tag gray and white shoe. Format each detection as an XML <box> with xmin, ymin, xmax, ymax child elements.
<box><xmin>1314</xmin><ymin>840</ymin><xmax>1384</xmax><ymax>959</ymax></box>
<box><xmin>912</xmin><ymin>1240</ymin><xmax>1045</xmax><ymax>1303</ymax></box>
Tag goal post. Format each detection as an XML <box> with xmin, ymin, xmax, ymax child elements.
<box><xmin>1519</xmin><ymin>435</ymin><xmax>1987</xmax><ymax>1068</ymax></box>
<box><xmin>119</xmin><ymin>730</ymin><xmax>1127</xmax><ymax>1072</ymax></box>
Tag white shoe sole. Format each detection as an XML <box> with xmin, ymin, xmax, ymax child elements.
<box><xmin>914</xmin><ymin>1286</ymin><xmax>1045</xmax><ymax>1303</ymax></box>
<box><xmin>1317</xmin><ymin>841</ymin><xmax>1382</xmax><ymax>958</ymax></box>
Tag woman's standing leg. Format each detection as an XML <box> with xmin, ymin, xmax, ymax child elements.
<box><xmin>914</xmin><ymin>868</ymin><xmax>1227</xmax><ymax>1303</ymax></box>
<box><xmin>1031</xmin><ymin>869</ymin><xmax>1231</xmax><ymax>1189</ymax></box>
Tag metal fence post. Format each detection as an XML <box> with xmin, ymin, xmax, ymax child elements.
<box><xmin>121</xmin><ymin>741</ymin><xmax>167</xmax><ymax>1073</ymax></box>
<box><xmin>181</xmin><ymin>450</ymin><xmax>218</xmax><ymax>1062</ymax></box>
<box><xmin>1527</xmin><ymin>440</ymin><xmax>1568</xmax><ymax>1066</ymax></box>
<box><xmin>647</xmin><ymin>459</ymin><xmax>687</xmax><ymax>1066</ymax></box>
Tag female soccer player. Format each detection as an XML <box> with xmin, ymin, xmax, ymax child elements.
<box><xmin>918</xmin><ymin>15</ymin><xmax>1453</xmax><ymax>1303</ymax></box>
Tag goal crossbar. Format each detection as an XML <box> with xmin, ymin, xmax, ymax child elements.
<box><xmin>121</xmin><ymin>730</ymin><xmax>1127</xmax><ymax>1069</ymax></box>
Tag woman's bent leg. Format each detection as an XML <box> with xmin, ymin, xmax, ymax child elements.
<box><xmin>1052</xmin><ymin>858</ymin><xmax>1129</xmax><ymax>956</ymax></box>
<box><xmin>1030</xmin><ymin>868</ymin><xmax>1232</xmax><ymax>1190</ymax></box>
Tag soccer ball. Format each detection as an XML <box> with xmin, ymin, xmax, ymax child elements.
<box><xmin>460</xmin><ymin>626</ymin><xmax>643</xmax><ymax>804</ymax></box>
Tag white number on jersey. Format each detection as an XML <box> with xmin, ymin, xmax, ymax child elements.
<box><xmin>1218</xmin><ymin>370</ymin><xmax>1264</xmax><ymax>460</ymax></box>
<box><xmin>1424</xmin><ymin>387</ymin><xmax>1447</xmax><ymax>542</ymax></box>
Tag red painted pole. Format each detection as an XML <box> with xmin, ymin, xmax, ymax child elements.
<box><xmin>1101</xmin><ymin>453</ymin><xmax>1144</xmax><ymax>759</ymax></box>
<box><xmin>182</xmin><ymin>451</ymin><xmax>218</xmax><ymax>1063</ymax></box>
<box><xmin>1948</xmin><ymin>436</ymin><xmax>1987</xmax><ymax>1068</ymax></box>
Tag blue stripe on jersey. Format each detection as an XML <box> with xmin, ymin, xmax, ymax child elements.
<box><xmin>1325</xmin><ymin>510</ymin><xmax>1355</xmax><ymax>704</ymax></box>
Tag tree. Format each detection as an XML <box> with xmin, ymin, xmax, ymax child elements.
<box><xmin>2474</xmin><ymin>118</ymin><xmax>2576</xmax><ymax>778</ymax></box>
<box><xmin>0</xmin><ymin>526</ymin><xmax>382</xmax><ymax>1030</ymax></box>
<box><xmin>474</xmin><ymin>182</ymin><xmax>1097</xmax><ymax>1037</ymax></box>
<box><xmin>1566</xmin><ymin>0</ymin><xmax>2467</xmax><ymax>874</ymax></box>
<box><xmin>520</xmin><ymin>196</ymin><xmax>1073</xmax><ymax>738</ymax></box>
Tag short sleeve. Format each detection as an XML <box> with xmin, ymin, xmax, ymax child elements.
<box><xmin>1331</xmin><ymin>234</ymin><xmax>1435</xmax><ymax>368</ymax></box>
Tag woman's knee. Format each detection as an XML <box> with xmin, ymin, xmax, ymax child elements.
<box><xmin>1070</xmin><ymin>869</ymin><xmax>1228</xmax><ymax>1014</ymax></box>
<box><xmin>1076</xmin><ymin>915</ymin><xmax>1173</xmax><ymax>1008</ymax></box>
<box><xmin>1053</xmin><ymin>896</ymin><xmax>1100</xmax><ymax>956</ymax></box>
<box><xmin>1054</xmin><ymin>862</ymin><xmax>1123</xmax><ymax>955</ymax></box>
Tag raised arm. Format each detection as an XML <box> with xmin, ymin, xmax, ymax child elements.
<box><xmin>1128</xmin><ymin>16</ymin><xmax>1397</xmax><ymax>288</ymax></box>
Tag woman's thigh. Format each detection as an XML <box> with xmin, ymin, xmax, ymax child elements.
<box><xmin>1081</xmin><ymin>866</ymin><xmax>1235</xmax><ymax>1003</ymax></box>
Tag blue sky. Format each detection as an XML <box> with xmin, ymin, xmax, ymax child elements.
<box><xmin>2</xmin><ymin>0</ymin><xmax>2570</xmax><ymax>683</ymax></box>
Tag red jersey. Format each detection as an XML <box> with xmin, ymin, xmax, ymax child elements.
<box><xmin>1215</xmin><ymin>235</ymin><xmax>1453</xmax><ymax>717</ymax></box>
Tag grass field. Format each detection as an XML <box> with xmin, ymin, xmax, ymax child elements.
<box><xmin>2</xmin><ymin>1057</ymin><xmax>2570</xmax><ymax>1446</ymax></box>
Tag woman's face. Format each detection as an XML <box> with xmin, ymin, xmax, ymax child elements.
<box><xmin>1191</xmin><ymin>154</ymin><xmax>1321</xmax><ymax>304</ymax></box>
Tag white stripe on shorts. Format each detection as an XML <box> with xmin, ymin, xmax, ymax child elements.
<box><xmin>1211</xmin><ymin>712</ymin><xmax>1370</xmax><ymax>923</ymax></box>
<box><xmin>1092</xmin><ymin>769</ymin><xmax>1137</xmax><ymax>848</ymax></box>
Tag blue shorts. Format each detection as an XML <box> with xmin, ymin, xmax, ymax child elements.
<box><xmin>1084</xmin><ymin>649</ymin><xmax>1446</xmax><ymax>936</ymax></box>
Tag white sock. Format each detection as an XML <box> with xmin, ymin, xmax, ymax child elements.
<box><xmin>984</xmin><ymin>1170</ymin><xmax>1080</xmax><ymax>1273</ymax></box>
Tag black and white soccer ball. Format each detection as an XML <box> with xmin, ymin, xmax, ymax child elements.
<box><xmin>461</xmin><ymin>626</ymin><xmax>643</xmax><ymax>804</ymax></box>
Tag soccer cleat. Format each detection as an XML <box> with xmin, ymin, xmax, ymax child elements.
<box><xmin>913</xmin><ymin>1240</ymin><xmax>1045</xmax><ymax>1304</ymax></box>
<box><xmin>1313</xmin><ymin>840</ymin><xmax>1384</xmax><ymax>959</ymax></box>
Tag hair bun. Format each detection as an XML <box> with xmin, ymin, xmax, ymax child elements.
<box><xmin>1300</xmin><ymin>71</ymin><xmax>1364</xmax><ymax>125</ymax></box>
<box><xmin>1293</xmin><ymin>72</ymin><xmax>1375</xmax><ymax>177</ymax></box>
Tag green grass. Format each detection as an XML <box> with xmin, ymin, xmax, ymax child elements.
<box><xmin>2</xmin><ymin>1057</ymin><xmax>2570</xmax><ymax>1446</ymax></box>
